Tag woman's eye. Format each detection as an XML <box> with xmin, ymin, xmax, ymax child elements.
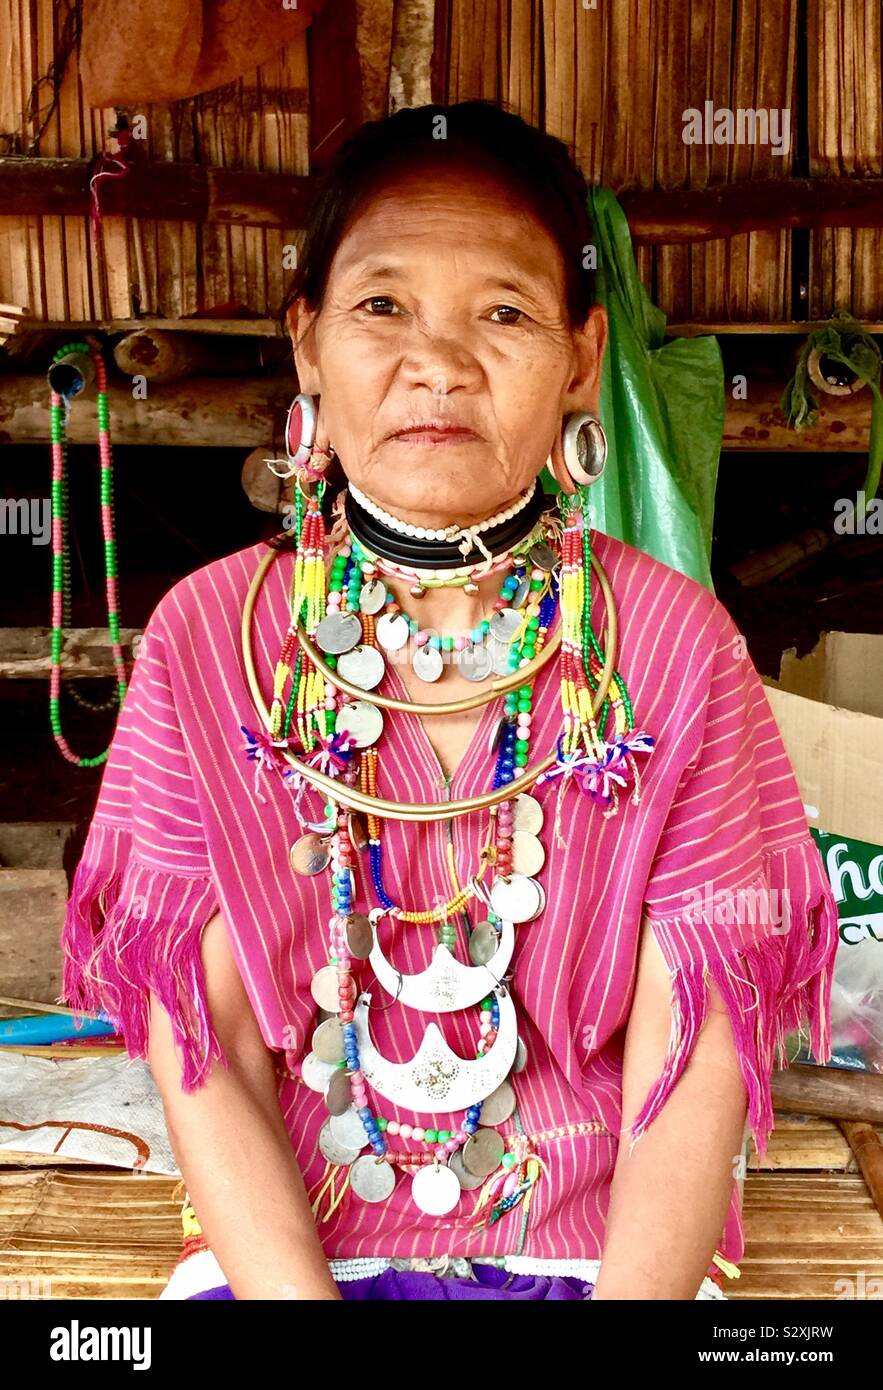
<box><xmin>489</xmin><ymin>304</ymin><xmax>527</xmax><ymax>325</ymax></box>
<box><xmin>359</xmin><ymin>296</ymin><xmax>398</xmax><ymax>315</ymax></box>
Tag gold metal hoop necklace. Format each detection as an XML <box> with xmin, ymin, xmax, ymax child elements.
<box><xmin>241</xmin><ymin>543</ymin><xmax>619</xmax><ymax>822</ymax></box>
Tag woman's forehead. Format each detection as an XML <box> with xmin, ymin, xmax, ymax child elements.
<box><xmin>329</xmin><ymin>170</ymin><xmax>566</xmax><ymax>287</ymax></box>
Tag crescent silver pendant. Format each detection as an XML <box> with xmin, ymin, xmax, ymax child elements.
<box><xmin>352</xmin><ymin>990</ymin><xmax>518</xmax><ymax>1111</ymax></box>
<box><xmin>369</xmin><ymin>917</ymin><xmax>515</xmax><ymax>1012</ymax></box>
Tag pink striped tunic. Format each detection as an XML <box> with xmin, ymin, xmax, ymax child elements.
<box><xmin>60</xmin><ymin>528</ymin><xmax>839</xmax><ymax>1281</ymax></box>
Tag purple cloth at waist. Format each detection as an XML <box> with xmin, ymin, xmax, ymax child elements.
<box><xmin>189</xmin><ymin>1263</ymin><xmax>593</xmax><ymax>1300</ymax></box>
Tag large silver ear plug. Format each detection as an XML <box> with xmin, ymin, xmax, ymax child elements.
<box><xmin>562</xmin><ymin>412</ymin><xmax>608</xmax><ymax>485</ymax></box>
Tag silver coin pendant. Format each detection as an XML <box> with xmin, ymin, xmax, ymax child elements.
<box><xmin>411</xmin><ymin>1162</ymin><xmax>462</xmax><ymax>1215</ymax></box>
<box><xmin>310</xmin><ymin>964</ymin><xmax>343</xmax><ymax>1013</ymax></box>
<box><xmin>350</xmin><ymin>1154</ymin><xmax>396</xmax><ymax>1203</ymax></box>
<box><xmin>316</xmin><ymin>611</ymin><xmax>362</xmax><ymax>655</ymax></box>
<box><xmin>289</xmin><ymin>832</ymin><xmax>332</xmax><ymax>877</ymax></box>
<box><xmin>457</xmin><ymin>641</ymin><xmax>494</xmax><ymax>682</ymax></box>
<box><xmin>412</xmin><ymin>644</ymin><xmax>444</xmax><ymax>683</ymax></box>
<box><xmin>301</xmin><ymin>1051</ymin><xmax>337</xmax><ymax>1094</ymax></box>
<box><xmin>489</xmin><ymin>607</ymin><xmax>523</xmax><ymax>644</ymax></box>
<box><xmin>337</xmin><ymin>644</ymin><xmax>386</xmax><ymax>691</ymax></box>
<box><xmin>511</xmin><ymin>830</ymin><xmax>546</xmax><ymax>877</ymax></box>
<box><xmin>312</xmin><ymin>1017</ymin><xmax>345</xmax><ymax>1064</ymax></box>
<box><xmin>375</xmin><ymin>612</ymin><xmax>411</xmax><ymax>652</ymax></box>
<box><xmin>335</xmin><ymin>699</ymin><xmax>384</xmax><ymax>748</ymax></box>
<box><xmin>329</xmin><ymin>1105</ymin><xmax>369</xmax><ymax>1151</ymax></box>
<box><xmin>318</xmin><ymin>1117</ymin><xmax>362</xmax><ymax>1167</ymax></box>
<box><xmin>359</xmin><ymin>579</ymin><xmax>387</xmax><ymax>615</ymax></box>
<box><xmin>478</xmin><ymin>1079</ymin><xmax>516</xmax><ymax>1126</ymax></box>
<box><xmin>462</xmin><ymin>1128</ymin><xmax>505</xmax><ymax>1178</ymax></box>
<box><xmin>488</xmin><ymin>872</ymin><xmax>543</xmax><ymax>924</ymax></box>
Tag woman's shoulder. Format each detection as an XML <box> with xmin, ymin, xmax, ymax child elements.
<box><xmin>145</xmin><ymin>538</ymin><xmax>284</xmax><ymax>641</ymax></box>
<box><xmin>589</xmin><ymin>526</ymin><xmax>736</xmax><ymax>654</ymax></box>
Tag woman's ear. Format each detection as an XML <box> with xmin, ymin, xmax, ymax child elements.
<box><xmin>548</xmin><ymin>304</ymin><xmax>608</xmax><ymax>495</ymax></box>
<box><xmin>563</xmin><ymin>303</ymin><xmax>608</xmax><ymax>417</ymax></box>
<box><xmin>286</xmin><ymin>298</ymin><xmax>321</xmax><ymax>395</ymax></box>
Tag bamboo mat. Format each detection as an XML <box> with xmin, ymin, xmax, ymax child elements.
<box><xmin>434</xmin><ymin>0</ymin><xmax>804</xmax><ymax>322</ymax></box>
<box><xmin>0</xmin><ymin>1115</ymin><xmax>880</xmax><ymax>1300</ymax></box>
<box><xmin>807</xmin><ymin>0</ymin><xmax>883</xmax><ymax>319</ymax></box>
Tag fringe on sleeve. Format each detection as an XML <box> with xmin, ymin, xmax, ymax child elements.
<box><xmin>626</xmin><ymin>835</ymin><xmax>839</xmax><ymax>1160</ymax></box>
<box><xmin>60</xmin><ymin>817</ymin><xmax>228</xmax><ymax>1093</ymax></box>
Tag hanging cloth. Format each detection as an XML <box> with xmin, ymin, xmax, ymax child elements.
<box><xmin>80</xmin><ymin>0</ymin><xmax>323</xmax><ymax>107</ymax></box>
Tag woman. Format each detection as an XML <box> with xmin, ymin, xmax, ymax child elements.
<box><xmin>60</xmin><ymin>101</ymin><xmax>838</xmax><ymax>1302</ymax></box>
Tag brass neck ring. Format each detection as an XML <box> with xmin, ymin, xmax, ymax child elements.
<box><xmin>241</xmin><ymin>545</ymin><xmax>619</xmax><ymax>821</ymax></box>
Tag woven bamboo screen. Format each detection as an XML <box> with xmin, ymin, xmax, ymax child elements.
<box><xmin>441</xmin><ymin>0</ymin><xmax>800</xmax><ymax>321</ymax></box>
<box><xmin>0</xmin><ymin>0</ymin><xmax>309</xmax><ymax>322</ymax></box>
<box><xmin>0</xmin><ymin>0</ymin><xmax>881</xmax><ymax>326</ymax></box>
<box><xmin>807</xmin><ymin>0</ymin><xmax>883</xmax><ymax>318</ymax></box>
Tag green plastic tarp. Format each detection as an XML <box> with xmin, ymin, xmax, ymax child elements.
<box><xmin>541</xmin><ymin>185</ymin><xmax>724</xmax><ymax>592</ymax></box>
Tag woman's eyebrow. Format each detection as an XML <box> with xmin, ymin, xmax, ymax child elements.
<box><xmin>340</xmin><ymin>259</ymin><xmax>403</xmax><ymax>281</ymax></box>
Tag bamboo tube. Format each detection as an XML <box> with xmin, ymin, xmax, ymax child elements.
<box><xmin>112</xmin><ymin>329</ymin><xmax>259</xmax><ymax>380</ymax></box>
<box><xmin>771</xmin><ymin>1063</ymin><xmax>883</xmax><ymax>1124</ymax></box>
<box><xmin>839</xmin><ymin>1121</ymin><xmax>883</xmax><ymax>1218</ymax></box>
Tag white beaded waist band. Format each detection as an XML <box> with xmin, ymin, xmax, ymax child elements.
<box><xmin>159</xmin><ymin>1247</ymin><xmax>726</xmax><ymax>1300</ymax></box>
<box><xmin>327</xmin><ymin>1254</ymin><xmax>727</xmax><ymax>1299</ymax></box>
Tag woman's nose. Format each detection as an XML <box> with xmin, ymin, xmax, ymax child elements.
<box><xmin>398</xmin><ymin>318</ymin><xmax>483</xmax><ymax>393</ymax></box>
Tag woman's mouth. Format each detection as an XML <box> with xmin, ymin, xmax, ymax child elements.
<box><xmin>388</xmin><ymin>421</ymin><xmax>482</xmax><ymax>445</ymax></box>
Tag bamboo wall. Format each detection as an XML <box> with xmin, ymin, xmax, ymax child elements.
<box><xmin>0</xmin><ymin>0</ymin><xmax>309</xmax><ymax>321</ymax></box>
<box><xmin>0</xmin><ymin>0</ymin><xmax>881</xmax><ymax>327</ymax></box>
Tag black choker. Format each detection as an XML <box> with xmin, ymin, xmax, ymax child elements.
<box><xmin>344</xmin><ymin>480</ymin><xmax>551</xmax><ymax>569</ymax></box>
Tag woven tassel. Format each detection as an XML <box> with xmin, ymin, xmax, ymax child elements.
<box><xmin>470</xmin><ymin>1144</ymin><xmax>550</xmax><ymax>1230</ymax></box>
<box><xmin>309</xmin><ymin>1161</ymin><xmax>353</xmax><ymax>1223</ymax></box>
<box><xmin>626</xmin><ymin>839</ymin><xmax>839</xmax><ymax>1160</ymax></box>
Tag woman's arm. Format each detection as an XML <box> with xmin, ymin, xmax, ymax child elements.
<box><xmin>591</xmin><ymin>914</ymin><xmax>749</xmax><ymax>1301</ymax></box>
<box><xmin>148</xmin><ymin>909</ymin><xmax>341</xmax><ymax>1300</ymax></box>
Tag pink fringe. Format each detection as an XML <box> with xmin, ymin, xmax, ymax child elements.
<box><xmin>626</xmin><ymin>837</ymin><xmax>839</xmax><ymax>1160</ymax></box>
<box><xmin>59</xmin><ymin>819</ymin><xmax>227</xmax><ymax>1092</ymax></box>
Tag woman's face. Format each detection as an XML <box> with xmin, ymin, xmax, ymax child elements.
<box><xmin>288</xmin><ymin>161</ymin><xmax>607</xmax><ymax>525</ymax></box>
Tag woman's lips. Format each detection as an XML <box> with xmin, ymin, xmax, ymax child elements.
<box><xmin>389</xmin><ymin>425</ymin><xmax>481</xmax><ymax>445</ymax></box>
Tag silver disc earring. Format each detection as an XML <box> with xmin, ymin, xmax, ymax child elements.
<box><xmin>561</xmin><ymin>411</ymin><xmax>608</xmax><ymax>485</ymax></box>
<box><xmin>265</xmin><ymin>392</ymin><xmax>317</xmax><ymax>479</ymax></box>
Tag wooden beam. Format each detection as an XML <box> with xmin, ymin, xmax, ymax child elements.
<box><xmin>0</xmin><ymin>376</ymin><xmax>291</xmax><ymax>445</ymax></box>
<box><xmin>9</xmin><ymin>317</ymin><xmax>283</xmax><ymax>338</ymax></box>
<box><xmin>9</xmin><ymin>315</ymin><xmax>883</xmax><ymax>342</ymax></box>
<box><xmin>0</xmin><ymin>374</ymin><xmax>874</xmax><ymax>452</ymax></box>
<box><xmin>0</xmin><ymin>158</ymin><xmax>313</xmax><ymax>228</ymax></box>
<box><xmin>0</xmin><ymin>628</ymin><xmax>142</xmax><ymax>680</ymax></box>
<box><xmin>308</xmin><ymin>0</ymin><xmax>364</xmax><ymax>169</ymax></box>
<box><xmin>0</xmin><ymin>870</ymin><xmax>67</xmax><ymax>1007</ymax></box>
<box><xmin>668</xmin><ymin>321</ymin><xmax>883</xmax><ymax>337</ymax></box>
<box><xmin>617</xmin><ymin>177</ymin><xmax>883</xmax><ymax>243</ymax></box>
<box><xmin>3</xmin><ymin>159</ymin><xmax>883</xmax><ymax>240</ymax></box>
<box><xmin>772</xmin><ymin>1063</ymin><xmax>883</xmax><ymax>1125</ymax></box>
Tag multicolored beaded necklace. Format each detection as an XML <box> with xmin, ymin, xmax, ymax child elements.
<box><xmin>49</xmin><ymin>342</ymin><xmax>128</xmax><ymax>766</ymax></box>
<box><xmin>241</xmin><ymin>475</ymin><xmax>654</xmax><ymax>1229</ymax></box>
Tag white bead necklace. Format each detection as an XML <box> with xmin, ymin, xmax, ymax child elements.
<box><xmin>347</xmin><ymin>479</ymin><xmax>537</xmax><ymax>543</ymax></box>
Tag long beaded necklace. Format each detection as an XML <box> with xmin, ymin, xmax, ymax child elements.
<box><xmin>242</xmin><ymin>477</ymin><xmax>654</xmax><ymax>1228</ymax></box>
<box><xmin>49</xmin><ymin>342</ymin><xmax>128</xmax><ymax>766</ymax></box>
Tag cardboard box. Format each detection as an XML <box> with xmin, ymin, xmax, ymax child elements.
<box><xmin>762</xmin><ymin>633</ymin><xmax>883</xmax><ymax>1073</ymax></box>
<box><xmin>762</xmin><ymin>631</ymin><xmax>883</xmax><ymax>847</ymax></box>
